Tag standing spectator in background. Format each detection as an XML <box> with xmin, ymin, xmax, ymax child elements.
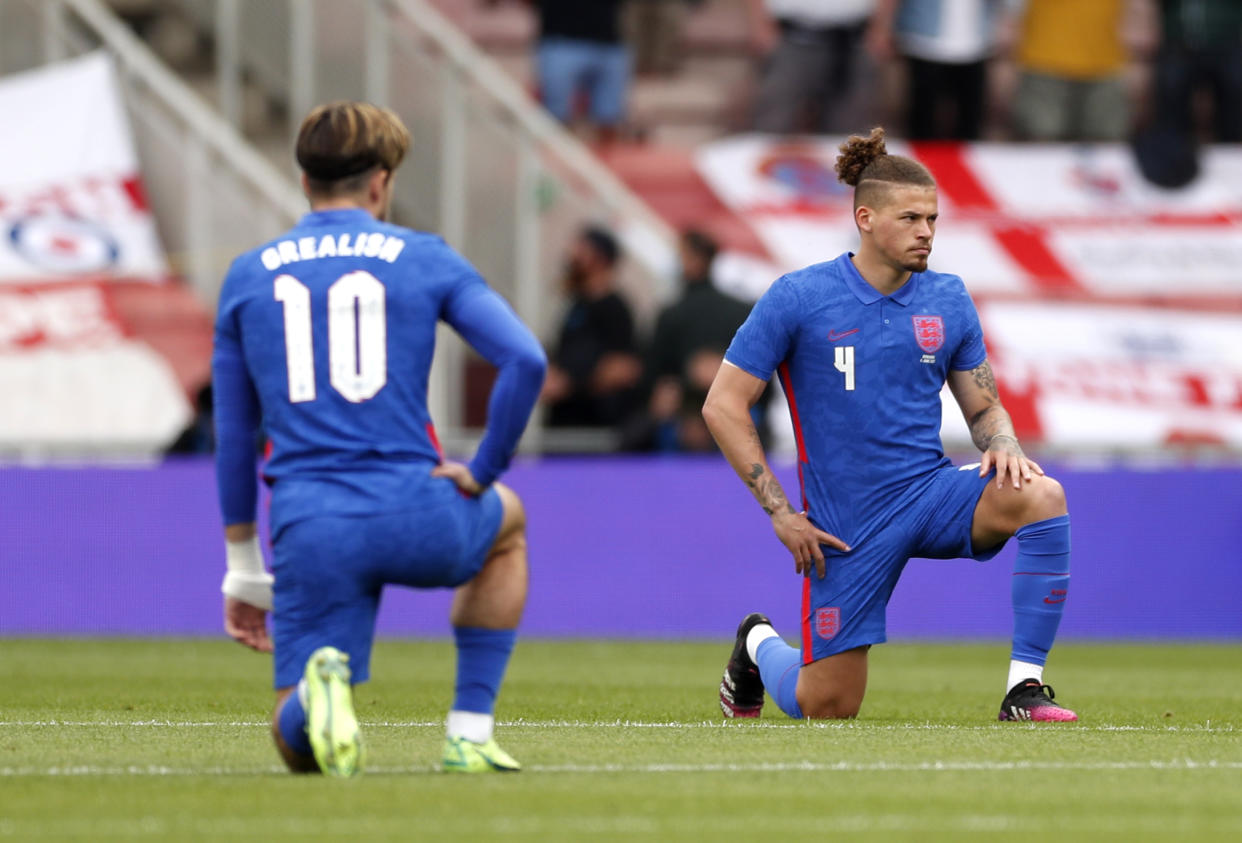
<box><xmin>1010</xmin><ymin>0</ymin><xmax>1135</xmax><ymax>142</ymax></box>
<box><xmin>166</xmin><ymin>383</ymin><xmax>215</xmax><ymax>455</ymax></box>
<box><xmin>625</xmin><ymin>0</ymin><xmax>701</xmax><ymax>77</ymax></box>
<box><xmin>1152</xmin><ymin>0</ymin><xmax>1242</xmax><ymax>142</ymax></box>
<box><xmin>542</xmin><ymin>226</ymin><xmax>642</xmax><ymax>428</ymax></box>
<box><xmin>531</xmin><ymin>0</ymin><xmax>631</xmax><ymax>143</ymax></box>
<box><xmin>745</xmin><ymin>0</ymin><xmax>878</xmax><ymax>134</ymax></box>
<box><xmin>867</xmin><ymin>0</ymin><xmax>1005</xmax><ymax>140</ymax></box>
<box><xmin>625</xmin><ymin>229</ymin><xmax>756</xmax><ymax>452</ymax></box>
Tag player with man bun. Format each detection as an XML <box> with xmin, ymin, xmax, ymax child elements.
<box><xmin>705</xmin><ymin>127</ymin><xmax>1077</xmax><ymax>723</ymax></box>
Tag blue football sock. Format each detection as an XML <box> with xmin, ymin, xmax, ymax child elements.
<box><xmin>452</xmin><ymin>626</ymin><xmax>517</xmax><ymax>714</ymax></box>
<box><xmin>276</xmin><ymin>689</ymin><xmax>312</xmax><ymax>757</ymax></box>
<box><xmin>1011</xmin><ymin>514</ymin><xmax>1071</xmax><ymax>666</ymax></box>
<box><xmin>756</xmin><ymin>636</ymin><xmax>803</xmax><ymax>719</ymax></box>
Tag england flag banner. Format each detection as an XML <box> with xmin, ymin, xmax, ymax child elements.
<box><xmin>0</xmin><ymin>52</ymin><xmax>168</xmax><ymax>284</ymax></box>
<box><xmin>0</xmin><ymin>54</ymin><xmax>200</xmax><ymax>457</ymax></box>
<box><xmin>696</xmin><ymin>135</ymin><xmax>1242</xmax><ymax>301</ymax></box>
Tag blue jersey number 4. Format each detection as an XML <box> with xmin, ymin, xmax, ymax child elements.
<box><xmin>834</xmin><ymin>345</ymin><xmax>855</xmax><ymax>391</ymax></box>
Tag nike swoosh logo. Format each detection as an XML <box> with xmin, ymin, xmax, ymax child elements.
<box><xmin>827</xmin><ymin>328</ymin><xmax>859</xmax><ymax>341</ymax></box>
<box><xmin>1043</xmin><ymin>597</ymin><xmax>1067</xmax><ymax>604</ymax></box>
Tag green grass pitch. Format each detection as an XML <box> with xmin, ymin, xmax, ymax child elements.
<box><xmin>2</xmin><ymin>638</ymin><xmax>1240</xmax><ymax>840</ymax></box>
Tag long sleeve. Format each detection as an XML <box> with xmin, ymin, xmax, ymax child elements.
<box><xmin>443</xmin><ymin>281</ymin><xmax>547</xmax><ymax>487</ymax></box>
<box><xmin>212</xmin><ymin>306</ymin><xmax>261</xmax><ymax>525</ymax></box>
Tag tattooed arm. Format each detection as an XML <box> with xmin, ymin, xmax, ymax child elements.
<box><xmin>703</xmin><ymin>362</ymin><xmax>849</xmax><ymax>578</ymax></box>
<box><xmin>947</xmin><ymin>360</ymin><xmax>1045</xmax><ymax>489</ymax></box>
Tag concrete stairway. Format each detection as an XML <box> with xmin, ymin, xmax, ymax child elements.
<box><xmin>104</xmin><ymin>0</ymin><xmax>771</xmax><ymax>256</ymax></box>
<box><xmin>426</xmin><ymin>0</ymin><xmax>761</xmax><ymax>147</ymax></box>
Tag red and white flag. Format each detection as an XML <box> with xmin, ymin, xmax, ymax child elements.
<box><xmin>698</xmin><ymin>135</ymin><xmax>1242</xmax><ymax>452</ymax></box>
<box><xmin>0</xmin><ymin>53</ymin><xmax>206</xmax><ymax>456</ymax></box>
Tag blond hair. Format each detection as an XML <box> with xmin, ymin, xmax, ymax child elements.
<box><xmin>295</xmin><ymin>101</ymin><xmax>411</xmax><ymax>195</ymax></box>
<box><xmin>835</xmin><ymin>127</ymin><xmax>935</xmax><ymax>209</ymax></box>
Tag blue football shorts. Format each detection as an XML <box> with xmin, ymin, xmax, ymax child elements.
<box><xmin>270</xmin><ymin>479</ymin><xmax>503</xmax><ymax>688</ymax></box>
<box><xmin>800</xmin><ymin>463</ymin><xmax>1005</xmax><ymax>664</ymax></box>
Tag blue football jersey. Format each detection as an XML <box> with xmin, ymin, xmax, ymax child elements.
<box><xmin>213</xmin><ymin>208</ymin><xmax>544</xmax><ymax>537</ymax></box>
<box><xmin>725</xmin><ymin>252</ymin><xmax>987</xmax><ymax>544</ymax></box>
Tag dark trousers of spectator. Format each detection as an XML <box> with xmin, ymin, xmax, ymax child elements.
<box><xmin>1153</xmin><ymin>46</ymin><xmax>1242</xmax><ymax>142</ymax></box>
<box><xmin>904</xmin><ymin>57</ymin><xmax>987</xmax><ymax>140</ymax></box>
<box><xmin>752</xmin><ymin>21</ymin><xmax>876</xmax><ymax>134</ymax></box>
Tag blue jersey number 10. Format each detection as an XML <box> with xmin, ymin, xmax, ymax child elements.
<box><xmin>274</xmin><ymin>271</ymin><xmax>388</xmax><ymax>404</ymax></box>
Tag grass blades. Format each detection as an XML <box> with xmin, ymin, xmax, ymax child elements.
<box><xmin>1</xmin><ymin>638</ymin><xmax>1240</xmax><ymax>840</ymax></box>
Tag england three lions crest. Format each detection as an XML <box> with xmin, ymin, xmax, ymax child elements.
<box><xmin>912</xmin><ymin>315</ymin><xmax>945</xmax><ymax>353</ymax></box>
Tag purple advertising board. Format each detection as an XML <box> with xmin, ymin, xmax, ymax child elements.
<box><xmin>1</xmin><ymin>457</ymin><xmax>1239</xmax><ymax>640</ymax></box>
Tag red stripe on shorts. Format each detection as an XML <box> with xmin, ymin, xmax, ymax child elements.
<box><xmin>800</xmin><ymin>576</ymin><xmax>813</xmax><ymax>665</ymax></box>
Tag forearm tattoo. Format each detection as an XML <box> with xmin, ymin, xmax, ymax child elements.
<box><xmin>965</xmin><ymin>362</ymin><xmax>1021</xmax><ymax>454</ymax></box>
<box><xmin>746</xmin><ymin>462</ymin><xmax>796</xmax><ymax>516</ymax></box>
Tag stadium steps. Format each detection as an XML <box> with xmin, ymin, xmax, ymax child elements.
<box><xmin>422</xmin><ymin>0</ymin><xmax>768</xmax><ymax>256</ymax></box>
<box><xmin>426</xmin><ymin>0</ymin><xmax>758</xmax><ymax>146</ymax></box>
<box><xmin>106</xmin><ymin>0</ymin><xmax>769</xmax><ymax>258</ymax></box>
<box><xmin>594</xmin><ymin>143</ymin><xmax>769</xmax><ymax>259</ymax></box>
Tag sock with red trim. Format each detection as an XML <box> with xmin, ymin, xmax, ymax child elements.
<box><xmin>755</xmin><ymin>637</ymin><xmax>803</xmax><ymax>719</ymax></box>
<box><xmin>1011</xmin><ymin>514</ymin><xmax>1071</xmax><ymax>666</ymax></box>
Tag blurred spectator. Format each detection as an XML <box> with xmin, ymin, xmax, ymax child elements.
<box><xmin>624</xmin><ymin>0</ymin><xmax>701</xmax><ymax>77</ymax></box>
<box><xmin>529</xmin><ymin>0</ymin><xmax>631</xmax><ymax>142</ymax></box>
<box><xmin>745</xmin><ymin>0</ymin><xmax>879</xmax><ymax>134</ymax></box>
<box><xmin>542</xmin><ymin>226</ymin><xmax>642</xmax><ymax>428</ymax></box>
<box><xmin>1010</xmin><ymin>0</ymin><xmax>1133</xmax><ymax>142</ymax></box>
<box><xmin>623</xmin><ymin>229</ymin><xmax>757</xmax><ymax>452</ymax></box>
<box><xmin>1151</xmin><ymin>0</ymin><xmax>1242</xmax><ymax>142</ymax></box>
<box><xmin>868</xmin><ymin>0</ymin><xmax>1005</xmax><ymax>140</ymax></box>
<box><xmin>166</xmin><ymin>382</ymin><xmax>214</xmax><ymax>455</ymax></box>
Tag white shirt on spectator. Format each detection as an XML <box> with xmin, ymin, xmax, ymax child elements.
<box><xmin>895</xmin><ymin>0</ymin><xmax>1002</xmax><ymax>64</ymax></box>
<box><xmin>767</xmin><ymin>0</ymin><xmax>874</xmax><ymax>28</ymax></box>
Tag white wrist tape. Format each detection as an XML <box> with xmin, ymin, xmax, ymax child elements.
<box><xmin>221</xmin><ymin>536</ymin><xmax>274</xmax><ymax>610</ymax></box>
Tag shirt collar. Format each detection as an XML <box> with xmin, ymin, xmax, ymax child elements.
<box><xmin>298</xmin><ymin>208</ymin><xmax>376</xmax><ymax>226</ymax></box>
<box><xmin>839</xmin><ymin>252</ymin><xmax>920</xmax><ymax>306</ymax></box>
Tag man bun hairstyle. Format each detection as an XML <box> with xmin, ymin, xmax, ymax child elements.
<box><xmin>835</xmin><ymin>126</ymin><xmax>935</xmax><ymax>208</ymax></box>
<box><xmin>296</xmin><ymin>101</ymin><xmax>411</xmax><ymax>195</ymax></box>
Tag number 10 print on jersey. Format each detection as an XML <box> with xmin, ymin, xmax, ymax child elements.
<box><xmin>274</xmin><ymin>271</ymin><xmax>387</xmax><ymax>404</ymax></box>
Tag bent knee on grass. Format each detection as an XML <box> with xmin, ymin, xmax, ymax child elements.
<box><xmin>796</xmin><ymin>647</ymin><xmax>869</xmax><ymax>719</ymax></box>
<box><xmin>271</xmin><ymin>688</ymin><xmax>318</xmax><ymax>774</ymax></box>
<box><xmin>799</xmin><ymin>696</ymin><xmax>864</xmax><ymax>720</ymax></box>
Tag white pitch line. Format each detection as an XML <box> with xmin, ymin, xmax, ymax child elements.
<box><xmin>1</xmin><ymin>760</ymin><xmax>1240</xmax><ymax>778</ymax></box>
<box><xmin>0</xmin><ymin>719</ymin><xmax>1233</xmax><ymax>733</ymax></box>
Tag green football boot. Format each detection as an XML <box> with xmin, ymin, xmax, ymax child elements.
<box><xmin>441</xmin><ymin>736</ymin><xmax>522</xmax><ymax>773</ymax></box>
<box><xmin>303</xmin><ymin>646</ymin><xmax>364</xmax><ymax>777</ymax></box>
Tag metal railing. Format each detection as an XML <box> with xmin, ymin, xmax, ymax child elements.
<box><xmin>2</xmin><ymin>0</ymin><xmax>679</xmax><ymax>452</ymax></box>
<box><xmin>173</xmin><ymin>0</ymin><xmax>679</xmax><ymax>446</ymax></box>
<box><xmin>1</xmin><ymin>0</ymin><xmax>308</xmax><ymax>297</ymax></box>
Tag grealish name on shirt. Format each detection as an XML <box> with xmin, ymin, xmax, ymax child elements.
<box><xmin>260</xmin><ymin>232</ymin><xmax>405</xmax><ymax>270</ymax></box>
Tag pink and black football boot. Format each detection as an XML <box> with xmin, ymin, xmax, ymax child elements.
<box><xmin>719</xmin><ymin>613</ymin><xmax>771</xmax><ymax>719</ymax></box>
<box><xmin>998</xmin><ymin>679</ymin><xmax>1078</xmax><ymax>722</ymax></box>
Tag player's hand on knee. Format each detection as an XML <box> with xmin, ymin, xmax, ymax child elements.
<box><xmin>224</xmin><ymin>597</ymin><xmax>273</xmax><ymax>653</ymax></box>
<box><xmin>432</xmin><ymin>461</ymin><xmax>483</xmax><ymax>496</ymax></box>
<box><xmin>981</xmin><ymin>435</ymin><xmax>1043</xmax><ymax>489</ymax></box>
<box><xmin>771</xmin><ymin>511</ymin><xmax>849</xmax><ymax>580</ymax></box>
